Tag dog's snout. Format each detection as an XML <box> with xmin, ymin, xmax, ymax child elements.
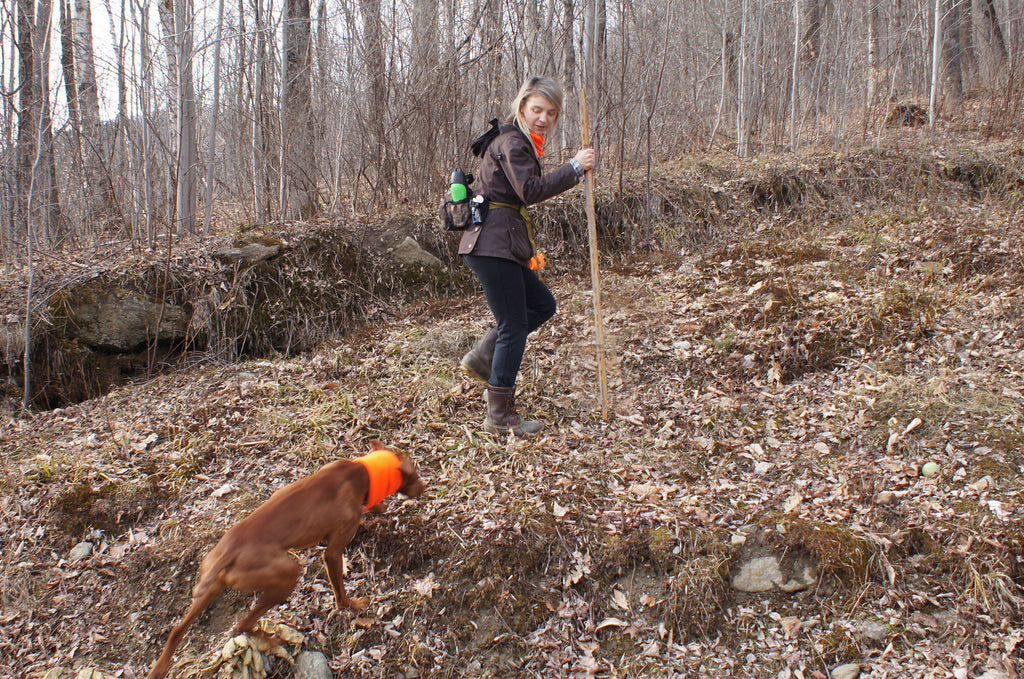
<box><xmin>404</xmin><ymin>476</ymin><xmax>426</xmax><ymax>498</ymax></box>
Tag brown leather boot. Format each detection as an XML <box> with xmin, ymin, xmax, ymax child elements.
<box><xmin>460</xmin><ymin>326</ymin><xmax>497</xmax><ymax>384</ymax></box>
<box><xmin>484</xmin><ymin>386</ymin><xmax>542</xmax><ymax>435</ymax></box>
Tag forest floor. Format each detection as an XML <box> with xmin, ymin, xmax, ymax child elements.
<box><xmin>2</xmin><ymin>145</ymin><xmax>1024</xmax><ymax>679</ymax></box>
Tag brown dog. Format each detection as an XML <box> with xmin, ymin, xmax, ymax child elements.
<box><xmin>147</xmin><ymin>440</ymin><xmax>425</xmax><ymax>679</ymax></box>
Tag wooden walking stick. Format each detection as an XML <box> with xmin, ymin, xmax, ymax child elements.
<box><xmin>581</xmin><ymin>88</ymin><xmax>609</xmax><ymax>419</ymax></box>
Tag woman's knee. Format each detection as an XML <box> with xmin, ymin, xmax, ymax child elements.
<box><xmin>539</xmin><ymin>297</ymin><xmax>556</xmax><ymax>322</ymax></box>
<box><xmin>497</xmin><ymin>317</ymin><xmax>530</xmax><ymax>342</ymax></box>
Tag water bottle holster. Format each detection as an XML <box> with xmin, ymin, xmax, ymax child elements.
<box><xmin>440</xmin><ymin>196</ymin><xmax>472</xmax><ymax>231</ymax></box>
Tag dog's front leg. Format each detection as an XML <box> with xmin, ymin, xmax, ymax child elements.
<box><xmin>324</xmin><ymin>524</ymin><xmax>368</xmax><ymax>611</ymax></box>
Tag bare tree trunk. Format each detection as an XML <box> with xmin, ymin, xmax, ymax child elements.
<box><xmin>252</xmin><ymin>0</ymin><xmax>273</xmax><ymax>221</ymax></box>
<box><xmin>790</xmin><ymin>0</ymin><xmax>800</xmax><ymax>150</ymax></box>
<box><xmin>560</xmin><ymin>0</ymin><xmax>576</xmax><ymax>150</ymax></box>
<box><xmin>736</xmin><ymin>0</ymin><xmax>749</xmax><ymax>156</ymax></box>
<box><xmin>583</xmin><ymin>0</ymin><xmax>606</xmax><ymax>91</ymax></box>
<box><xmin>709</xmin><ymin>11</ymin><xmax>730</xmax><ymax>151</ymax></box>
<box><xmin>59</xmin><ymin>0</ymin><xmax>82</xmax><ymax>164</ymax></box>
<box><xmin>960</xmin><ymin>0</ymin><xmax>975</xmax><ymax>83</ymax></box>
<box><xmin>36</xmin><ymin>0</ymin><xmax>62</xmax><ymax>246</ymax></box>
<box><xmin>101</xmin><ymin>0</ymin><xmax>127</xmax><ymax>192</ymax></box>
<box><xmin>867</xmin><ymin>0</ymin><xmax>880</xmax><ymax>105</ymax></box>
<box><xmin>800</xmin><ymin>0</ymin><xmax>821</xmax><ymax>116</ymax></box>
<box><xmin>204</xmin><ymin>0</ymin><xmax>227</xmax><ymax>233</ymax></box>
<box><xmin>15</xmin><ymin>0</ymin><xmax>36</xmax><ymax>248</ymax></box>
<box><xmin>409</xmin><ymin>0</ymin><xmax>438</xmax><ymax>196</ymax></box>
<box><xmin>582</xmin><ymin>0</ymin><xmax>606</xmax><ymax>151</ymax></box>
<box><xmin>929</xmin><ymin>0</ymin><xmax>942</xmax><ymax>127</ymax></box>
<box><xmin>943</xmin><ymin>0</ymin><xmax>963</xmax><ymax>104</ymax></box>
<box><xmin>137</xmin><ymin>0</ymin><xmax>156</xmax><ymax>247</ymax></box>
<box><xmin>174</xmin><ymin>0</ymin><xmax>197</xmax><ymax>234</ymax></box>
<box><xmin>156</xmin><ymin>0</ymin><xmax>178</xmax><ymax>130</ymax></box>
<box><xmin>979</xmin><ymin>0</ymin><xmax>1007</xmax><ymax>69</ymax></box>
<box><xmin>74</xmin><ymin>0</ymin><xmax>118</xmax><ymax>225</ymax></box>
<box><xmin>360</xmin><ymin>0</ymin><xmax>391</xmax><ymax>202</ymax></box>
<box><xmin>483</xmin><ymin>0</ymin><xmax>504</xmax><ymax>108</ymax></box>
<box><xmin>24</xmin><ymin>0</ymin><xmax>60</xmax><ymax>408</ymax></box>
<box><xmin>282</xmin><ymin>0</ymin><xmax>316</xmax><ymax>219</ymax></box>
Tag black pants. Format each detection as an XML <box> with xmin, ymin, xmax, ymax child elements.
<box><xmin>463</xmin><ymin>255</ymin><xmax>556</xmax><ymax>388</ymax></box>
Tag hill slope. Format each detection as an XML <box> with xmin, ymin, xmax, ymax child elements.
<box><xmin>2</xmin><ymin>148</ymin><xmax>1023</xmax><ymax>678</ymax></box>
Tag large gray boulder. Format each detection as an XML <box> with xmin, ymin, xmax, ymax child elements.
<box><xmin>65</xmin><ymin>284</ymin><xmax>190</xmax><ymax>351</ymax></box>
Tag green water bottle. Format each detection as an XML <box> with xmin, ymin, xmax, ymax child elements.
<box><xmin>450</xmin><ymin>168</ymin><xmax>468</xmax><ymax>202</ymax></box>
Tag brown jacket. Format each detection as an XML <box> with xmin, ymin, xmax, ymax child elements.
<box><xmin>458</xmin><ymin>122</ymin><xmax>582</xmax><ymax>267</ymax></box>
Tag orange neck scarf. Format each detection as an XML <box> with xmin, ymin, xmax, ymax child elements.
<box><xmin>530</xmin><ymin>130</ymin><xmax>546</xmax><ymax>158</ymax></box>
<box><xmin>354</xmin><ymin>450</ymin><xmax>404</xmax><ymax>510</ymax></box>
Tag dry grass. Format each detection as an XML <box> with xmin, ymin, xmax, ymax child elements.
<box><xmin>1</xmin><ymin>144</ymin><xmax>1023</xmax><ymax>677</ymax></box>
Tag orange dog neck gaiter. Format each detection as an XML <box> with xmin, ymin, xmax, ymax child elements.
<box><xmin>354</xmin><ymin>450</ymin><xmax>403</xmax><ymax>509</ymax></box>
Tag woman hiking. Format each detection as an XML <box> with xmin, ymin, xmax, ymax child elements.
<box><xmin>458</xmin><ymin>76</ymin><xmax>596</xmax><ymax>436</ymax></box>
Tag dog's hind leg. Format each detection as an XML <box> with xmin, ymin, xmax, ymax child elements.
<box><xmin>230</xmin><ymin>584</ymin><xmax>296</xmax><ymax>636</ymax></box>
<box><xmin>148</xmin><ymin>584</ymin><xmax>223</xmax><ymax>679</ymax></box>
<box><xmin>227</xmin><ymin>554</ymin><xmax>301</xmax><ymax>635</ymax></box>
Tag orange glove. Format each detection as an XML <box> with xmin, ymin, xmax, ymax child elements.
<box><xmin>529</xmin><ymin>252</ymin><xmax>546</xmax><ymax>270</ymax></box>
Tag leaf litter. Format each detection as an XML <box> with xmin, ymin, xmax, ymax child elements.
<box><xmin>1</xmin><ymin>172</ymin><xmax>1023</xmax><ymax>678</ymax></box>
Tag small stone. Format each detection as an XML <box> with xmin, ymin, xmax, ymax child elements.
<box><xmin>74</xmin><ymin>670</ymin><xmax>108</xmax><ymax>679</ymax></box>
<box><xmin>831</xmin><ymin>663</ymin><xmax>860</xmax><ymax>679</ymax></box>
<box><xmin>732</xmin><ymin>556</ymin><xmax>782</xmax><ymax>592</ymax></box>
<box><xmin>921</xmin><ymin>461</ymin><xmax>940</xmax><ymax>477</ymax></box>
<box><xmin>874</xmin><ymin>491</ymin><xmax>897</xmax><ymax>505</ymax></box>
<box><xmin>977</xmin><ymin>668</ymin><xmax>1011</xmax><ymax>679</ymax></box>
<box><xmin>854</xmin><ymin>619</ymin><xmax>888</xmax><ymax>641</ymax></box>
<box><xmin>753</xmin><ymin>461</ymin><xmax>772</xmax><ymax>475</ymax></box>
<box><xmin>294</xmin><ymin>650</ymin><xmax>332</xmax><ymax>679</ymax></box>
<box><xmin>970</xmin><ymin>475</ymin><xmax>994</xmax><ymax>492</ymax></box>
<box><xmin>69</xmin><ymin>541</ymin><xmax>94</xmax><ymax>563</ymax></box>
<box><xmin>731</xmin><ymin>556</ymin><xmax>816</xmax><ymax>593</ymax></box>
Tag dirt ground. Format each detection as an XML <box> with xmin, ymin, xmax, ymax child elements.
<box><xmin>2</xmin><ymin>147</ymin><xmax>1023</xmax><ymax>678</ymax></box>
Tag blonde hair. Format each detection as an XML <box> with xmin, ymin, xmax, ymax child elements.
<box><xmin>511</xmin><ymin>76</ymin><xmax>564</xmax><ymax>136</ymax></box>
